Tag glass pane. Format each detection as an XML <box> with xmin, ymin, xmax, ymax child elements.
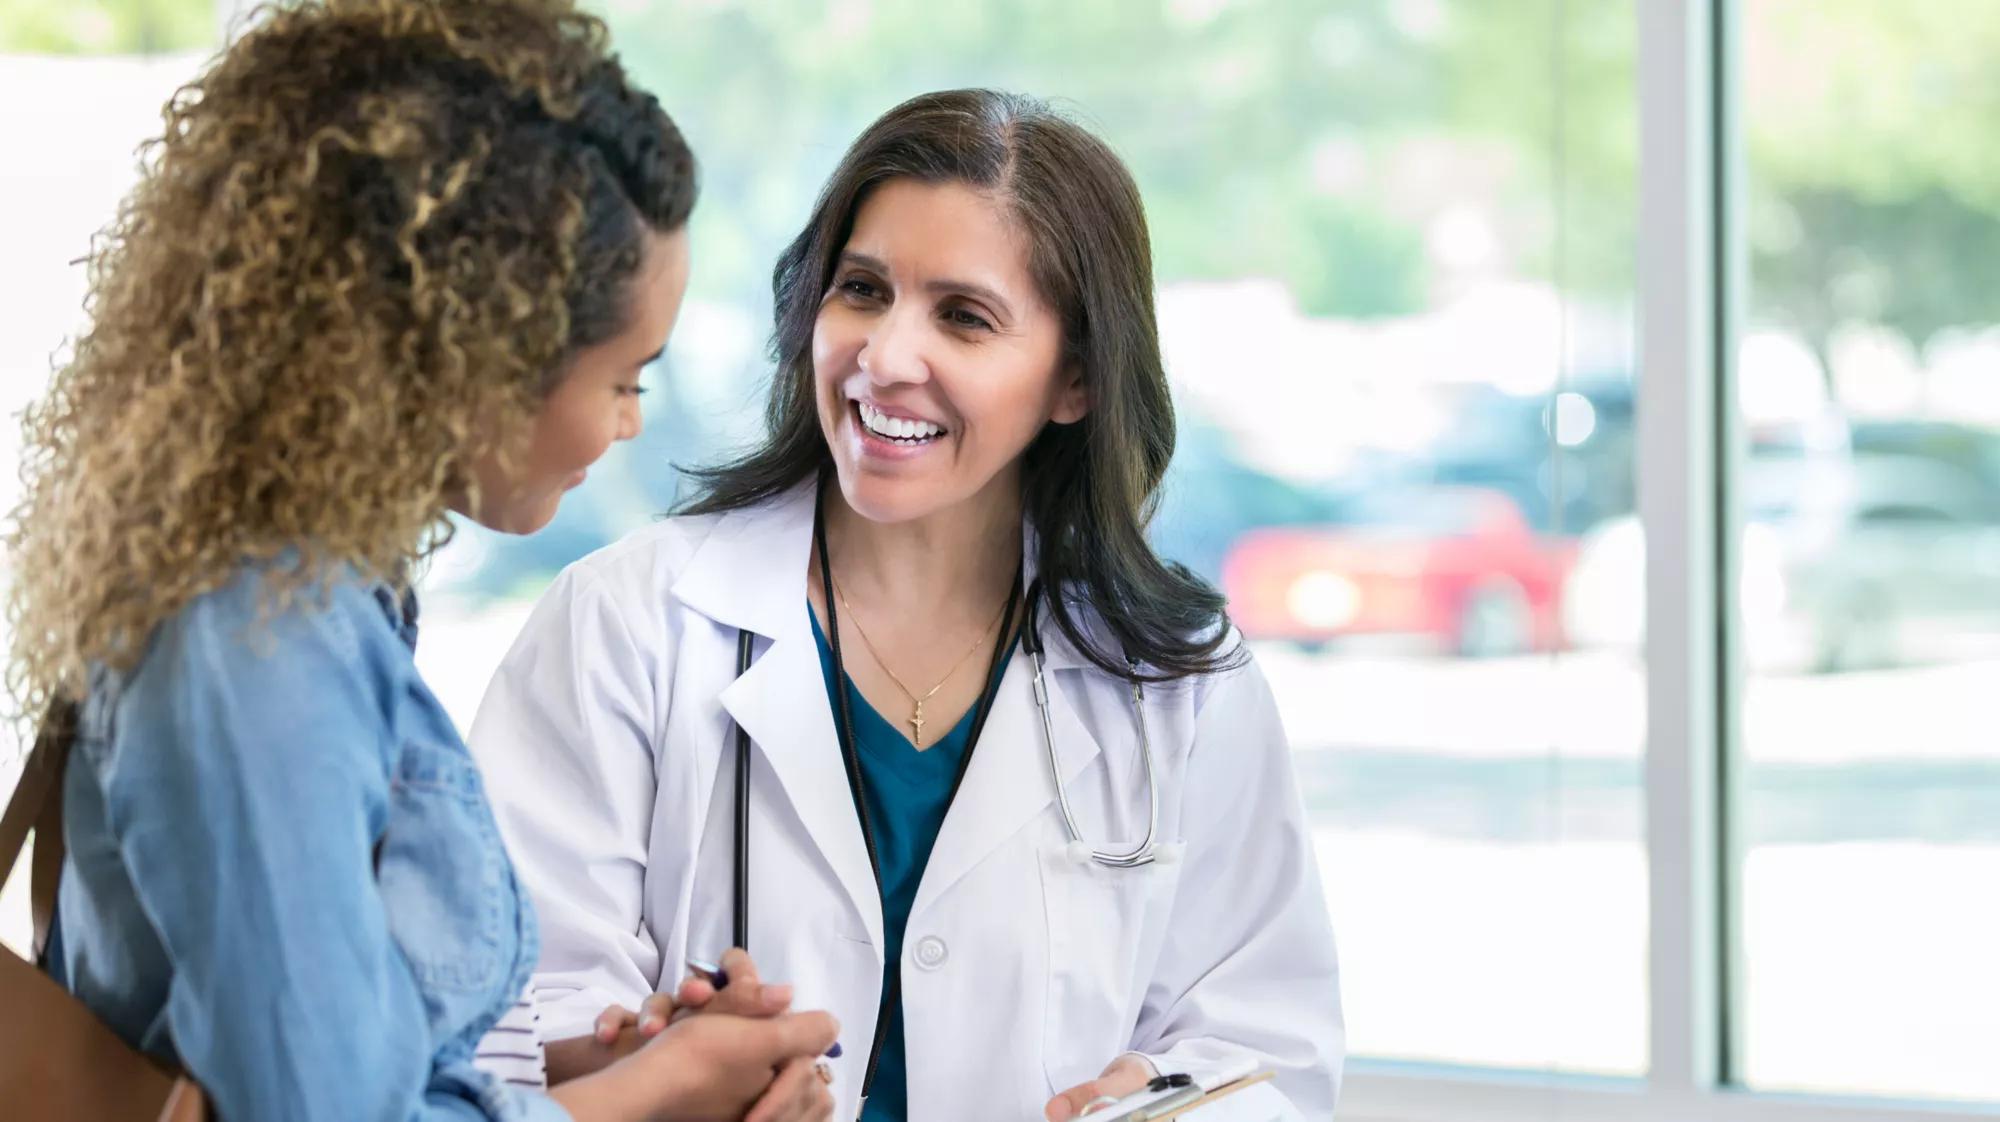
<box><xmin>1738</xmin><ymin>0</ymin><xmax>2000</xmax><ymax>1102</ymax></box>
<box><xmin>419</xmin><ymin>0</ymin><xmax>1645</xmax><ymax>1075</ymax></box>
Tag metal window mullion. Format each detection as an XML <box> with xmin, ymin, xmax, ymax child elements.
<box><xmin>1638</xmin><ymin>0</ymin><xmax>1725</xmax><ymax>1105</ymax></box>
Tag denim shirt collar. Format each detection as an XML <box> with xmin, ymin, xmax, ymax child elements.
<box><xmin>370</xmin><ymin>583</ymin><xmax>420</xmax><ymax>652</ymax></box>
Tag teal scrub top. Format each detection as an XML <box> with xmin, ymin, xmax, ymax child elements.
<box><xmin>808</xmin><ymin>604</ymin><xmax>1016</xmax><ymax>1122</ymax></box>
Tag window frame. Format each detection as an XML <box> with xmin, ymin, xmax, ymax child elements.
<box><xmin>1341</xmin><ymin>2</ymin><xmax>2000</xmax><ymax>1118</ymax></box>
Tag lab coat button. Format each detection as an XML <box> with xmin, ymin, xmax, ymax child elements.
<box><xmin>914</xmin><ymin>935</ymin><xmax>948</xmax><ymax>970</ymax></box>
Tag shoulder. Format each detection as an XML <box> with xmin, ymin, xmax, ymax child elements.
<box><xmin>1142</xmin><ymin>625</ymin><xmax>1268</xmax><ymax>722</ymax></box>
<box><xmin>142</xmin><ymin>560</ymin><xmax>407</xmax><ymax>687</ymax></box>
<box><xmin>101</xmin><ymin>561</ymin><xmax>409</xmax><ymax>794</ymax></box>
<box><xmin>561</xmin><ymin>507</ymin><xmax>729</xmax><ymax>603</ymax></box>
<box><xmin>553</xmin><ymin>487</ymin><xmax>806</xmax><ymax>620</ymax></box>
<box><xmin>1185</xmin><ymin>629</ymin><xmax>1275</xmax><ymax>721</ymax></box>
<box><xmin>1047</xmin><ymin>587</ymin><xmax>1256</xmax><ymax>715</ymax></box>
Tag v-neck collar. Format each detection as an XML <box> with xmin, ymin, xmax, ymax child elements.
<box><xmin>807</xmin><ymin>602</ymin><xmax>1003</xmax><ymax>757</ymax></box>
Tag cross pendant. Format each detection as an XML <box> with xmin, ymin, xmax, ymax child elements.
<box><xmin>910</xmin><ymin>700</ymin><xmax>926</xmax><ymax>748</ymax></box>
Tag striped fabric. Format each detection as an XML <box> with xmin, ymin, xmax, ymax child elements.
<box><xmin>473</xmin><ymin>986</ymin><xmax>548</xmax><ymax>1090</ymax></box>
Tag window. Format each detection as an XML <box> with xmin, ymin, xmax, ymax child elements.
<box><xmin>1735</xmin><ymin>0</ymin><xmax>2000</xmax><ymax>1102</ymax></box>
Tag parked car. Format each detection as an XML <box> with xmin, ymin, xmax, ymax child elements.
<box><xmin>1564</xmin><ymin>420</ymin><xmax>2000</xmax><ymax>672</ymax></box>
<box><xmin>1422</xmin><ymin>375</ymin><xmax>1637</xmax><ymax>536</ymax></box>
<box><xmin>1222</xmin><ymin>485</ymin><xmax>1576</xmax><ymax>657</ymax></box>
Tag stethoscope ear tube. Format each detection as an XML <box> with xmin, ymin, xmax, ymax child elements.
<box><xmin>732</xmin><ymin>628</ymin><xmax>754</xmax><ymax>950</ymax></box>
<box><xmin>1019</xmin><ymin>578</ymin><xmax>1048</xmax><ymax>656</ymax></box>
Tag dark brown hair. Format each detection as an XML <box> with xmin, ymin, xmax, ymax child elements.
<box><xmin>681</xmin><ymin>88</ymin><xmax>1237</xmax><ymax>682</ymax></box>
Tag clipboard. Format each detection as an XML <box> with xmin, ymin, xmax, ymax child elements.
<box><xmin>1080</xmin><ymin>1069</ymin><xmax>1277</xmax><ymax>1122</ymax></box>
<box><xmin>1152</xmin><ymin>1070</ymin><xmax>1275</xmax><ymax>1120</ymax></box>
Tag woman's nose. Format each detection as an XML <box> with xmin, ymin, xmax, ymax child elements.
<box><xmin>858</xmin><ymin>304</ymin><xmax>930</xmax><ymax>387</ymax></box>
<box><xmin>616</xmin><ymin>393</ymin><xmax>643</xmax><ymax>442</ymax></box>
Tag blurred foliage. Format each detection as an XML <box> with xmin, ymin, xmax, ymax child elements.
<box><xmin>0</xmin><ymin>0</ymin><xmax>212</xmax><ymax>54</ymax></box>
<box><xmin>599</xmin><ymin>0</ymin><xmax>1994</xmax><ymax>357</ymax></box>
<box><xmin>609</xmin><ymin>0</ymin><xmax>1545</xmax><ymax>318</ymax></box>
<box><xmin>9</xmin><ymin>0</ymin><xmax>1990</xmax><ymax>353</ymax></box>
<box><xmin>1742</xmin><ymin>0</ymin><xmax>2000</xmax><ymax>356</ymax></box>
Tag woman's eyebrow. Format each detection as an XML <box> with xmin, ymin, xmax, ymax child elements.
<box><xmin>838</xmin><ymin>251</ymin><xmax>1016</xmax><ymax>320</ymax></box>
<box><xmin>926</xmin><ymin>278</ymin><xmax>1013</xmax><ymax>320</ymax></box>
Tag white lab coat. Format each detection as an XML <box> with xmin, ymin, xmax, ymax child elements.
<box><xmin>468</xmin><ymin>484</ymin><xmax>1344</xmax><ymax>1121</ymax></box>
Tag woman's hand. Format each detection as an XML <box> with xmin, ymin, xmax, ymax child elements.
<box><xmin>552</xmin><ymin>1008</ymin><xmax>839</xmax><ymax>1122</ymax></box>
<box><xmin>554</xmin><ymin>948</ymin><xmax>796</xmax><ymax>1082</ymax></box>
<box><xmin>606</xmin><ymin>947</ymin><xmax>796</xmax><ymax>1041</ymax></box>
<box><xmin>1044</xmin><ymin>1054</ymin><xmax>1157</xmax><ymax>1121</ymax></box>
<box><xmin>675</xmin><ymin>947</ymin><xmax>801</xmax><ymax>1022</ymax></box>
<box><xmin>745</xmin><ymin>1055</ymin><xmax>838</xmax><ymax>1122</ymax></box>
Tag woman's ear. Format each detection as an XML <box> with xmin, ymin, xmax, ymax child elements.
<box><xmin>1050</xmin><ymin>362</ymin><xmax>1091</xmax><ymax>425</ymax></box>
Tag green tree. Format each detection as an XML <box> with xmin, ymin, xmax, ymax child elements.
<box><xmin>1741</xmin><ymin>0</ymin><xmax>2000</xmax><ymax>359</ymax></box>
<box><xmin>0</xmin><ymin>0</ymin><xmax>211</xmax><ymax>54</ymax></box>
<box><xmin>606</xmin><ymin>0</ymin><xmax>1449</xmax><ymax>318</ymax></box>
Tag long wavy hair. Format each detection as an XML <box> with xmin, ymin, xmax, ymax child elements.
<box><xmin>680</xmin><ymin>89</ymin><xmax>1237</xmax><ymax>683</ymax></box>
<box><xmin>5</xmin><ymin>0</ymin><xmax>696</xmax><ymax>728</ymax></box>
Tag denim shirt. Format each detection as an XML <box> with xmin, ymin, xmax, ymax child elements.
<box><xmin>50</xmin><ymin>565</ymin><xmax>569</xmax><ymax>1122</ymax></box>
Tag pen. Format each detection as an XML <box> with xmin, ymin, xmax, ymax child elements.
<box><xmin>684</xmin><ymin>956</ymin><xmax>729</xmax><ymax>990</ymax></box>
<box><xmin>686</xmin><ymin>956</ymin><xmax>843</xmax><ymax>1058</ymax></box>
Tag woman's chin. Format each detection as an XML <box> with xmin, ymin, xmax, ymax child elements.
<box><xmin>833</xmin><ymin>470</ymin><xmax>944</xmax><ymax>526</ymax></box>
<box><xmin>473</xmin><ymin>495</ymin><xmax>562</xmax><ymax>537</ymax></box>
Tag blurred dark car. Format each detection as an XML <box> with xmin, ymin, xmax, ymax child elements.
<box><xmin>1221</xmin><ymin>485</ymin><xmax>1576</xmax><ymax>657</ymax></box>
<box><xmin>1150</xmin><ymin>413</ymin><xmax>1343</xmax><ymax>587</ymax></box>
<box><xmin>1566</xmin><ymin>418</ymin><xmax>2000</xmax><ymax>672</ymax></box>
<box><xmin>1422</xmin><ymin>375</ymin><xmax>1637</xmax><ymax>536</ymax></box>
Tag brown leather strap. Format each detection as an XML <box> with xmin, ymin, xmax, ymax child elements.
<box><xmin>158</xmin><ymin>1077</ymin><xmax>209</xmax><ymax>1122</ymax></box>
<box><xmin>31</xmin><ymin>705</ymin><xmax>75</xmax><ymax>962</ymax></box>
<box><xmin>0</xmin><ymin>701</ymin><xmax>212</xmax><ymax>1121</ymax></box>
<box><xmin>0</xmin><ymin>711</ymin><xmax>57</xmax><ymax>877</ymax></box>
<box><xmin>1</xmin><ymin>702</ymin><xmax>76</xmax><ymax>961</ymax></box>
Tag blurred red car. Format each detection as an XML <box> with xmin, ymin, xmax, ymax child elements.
<box><xmin>1221</xmin><ymin>486</ymin><xmax>1576</xmax><ymax>657</ymax></box>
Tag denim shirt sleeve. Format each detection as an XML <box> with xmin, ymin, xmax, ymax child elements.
<box><xmin>96</xmin><ymin>578</ymin><xmax>570</xmax><ymax>1122</ymax></box>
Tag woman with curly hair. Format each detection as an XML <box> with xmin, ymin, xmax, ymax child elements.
<box><xmin>4</xmin><ymin>2</ymin><xmax>836</xmax><ymax>1119</ymax></box>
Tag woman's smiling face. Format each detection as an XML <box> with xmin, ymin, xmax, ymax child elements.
<box><xmin>812</xmin><ymin>177</ymin><xmax>1088</xmax><ymax>525</ymax></box>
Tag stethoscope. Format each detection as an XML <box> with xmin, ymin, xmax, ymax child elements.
<box><xmin>723</xmin><ymin>491</ymin><xmax>1165</xmax><ymax>1102</ymax></box>
<box><xmin>1019</xmin><ymin>578</ymin><xmax>1162</xmax><ymax>869</ymax></box>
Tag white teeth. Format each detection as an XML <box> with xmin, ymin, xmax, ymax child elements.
<box><xmin>857</xmin><ymin>402</ymin><xmax>943</xmax><ymax>442</ymax></box>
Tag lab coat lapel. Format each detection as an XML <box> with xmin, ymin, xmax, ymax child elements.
<box><xmin>911</xmin><ymin>589</ymin><xmax>1102</xmax><ymax>918</ymax></box>
<box><xmin>717</xmin><ymin>623</ymin><xmax>885</xmax><ymax>953</ymax></box>
<box><xmin>675</xmin><ymin>485</ymin><xmax>886</xmax><ymax>953</ymax></box>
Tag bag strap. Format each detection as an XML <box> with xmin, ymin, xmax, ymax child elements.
<box><xmin>2</xmin><ymin>701</ymin><xmax>212</xmax><ymax>1122</ymax></box>
<box><xmin>0</xmin><ymin>700</ymin><xmax>79</xmax><ymax>964</ymax></box>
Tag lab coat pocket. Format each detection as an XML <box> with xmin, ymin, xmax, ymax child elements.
<box><xmin>378</xmin><ymin>740</ymin><xmax>509</xmax><ymax>998</ymax></box>
<box><xmin>1038</xmin><ymin>841</ymin><xmax>1184</xmax><ymax>1093</ymax></box>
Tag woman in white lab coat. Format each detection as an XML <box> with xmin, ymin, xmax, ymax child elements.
<box><xmin>470</xmin><ymin>89</ymin><xmax>1343</xmax><ymax>1122</ymax></box>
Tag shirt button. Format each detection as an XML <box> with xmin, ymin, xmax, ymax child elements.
<box><xmin>913</xmin><ymin>935</ymin><xmax>949</xmax><ymax>970</ymax></box>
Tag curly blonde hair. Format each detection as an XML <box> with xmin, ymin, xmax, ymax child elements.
<box><xmin>5</xmin><ymin>0</ymin><xmax>695</xmax><ymax>730</ymax></box>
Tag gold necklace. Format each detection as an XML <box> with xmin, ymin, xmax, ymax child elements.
<box><xmin>829</xmin><ymin>571</ymin><xmax>1011</xmax><ymax>748</ymax></box>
